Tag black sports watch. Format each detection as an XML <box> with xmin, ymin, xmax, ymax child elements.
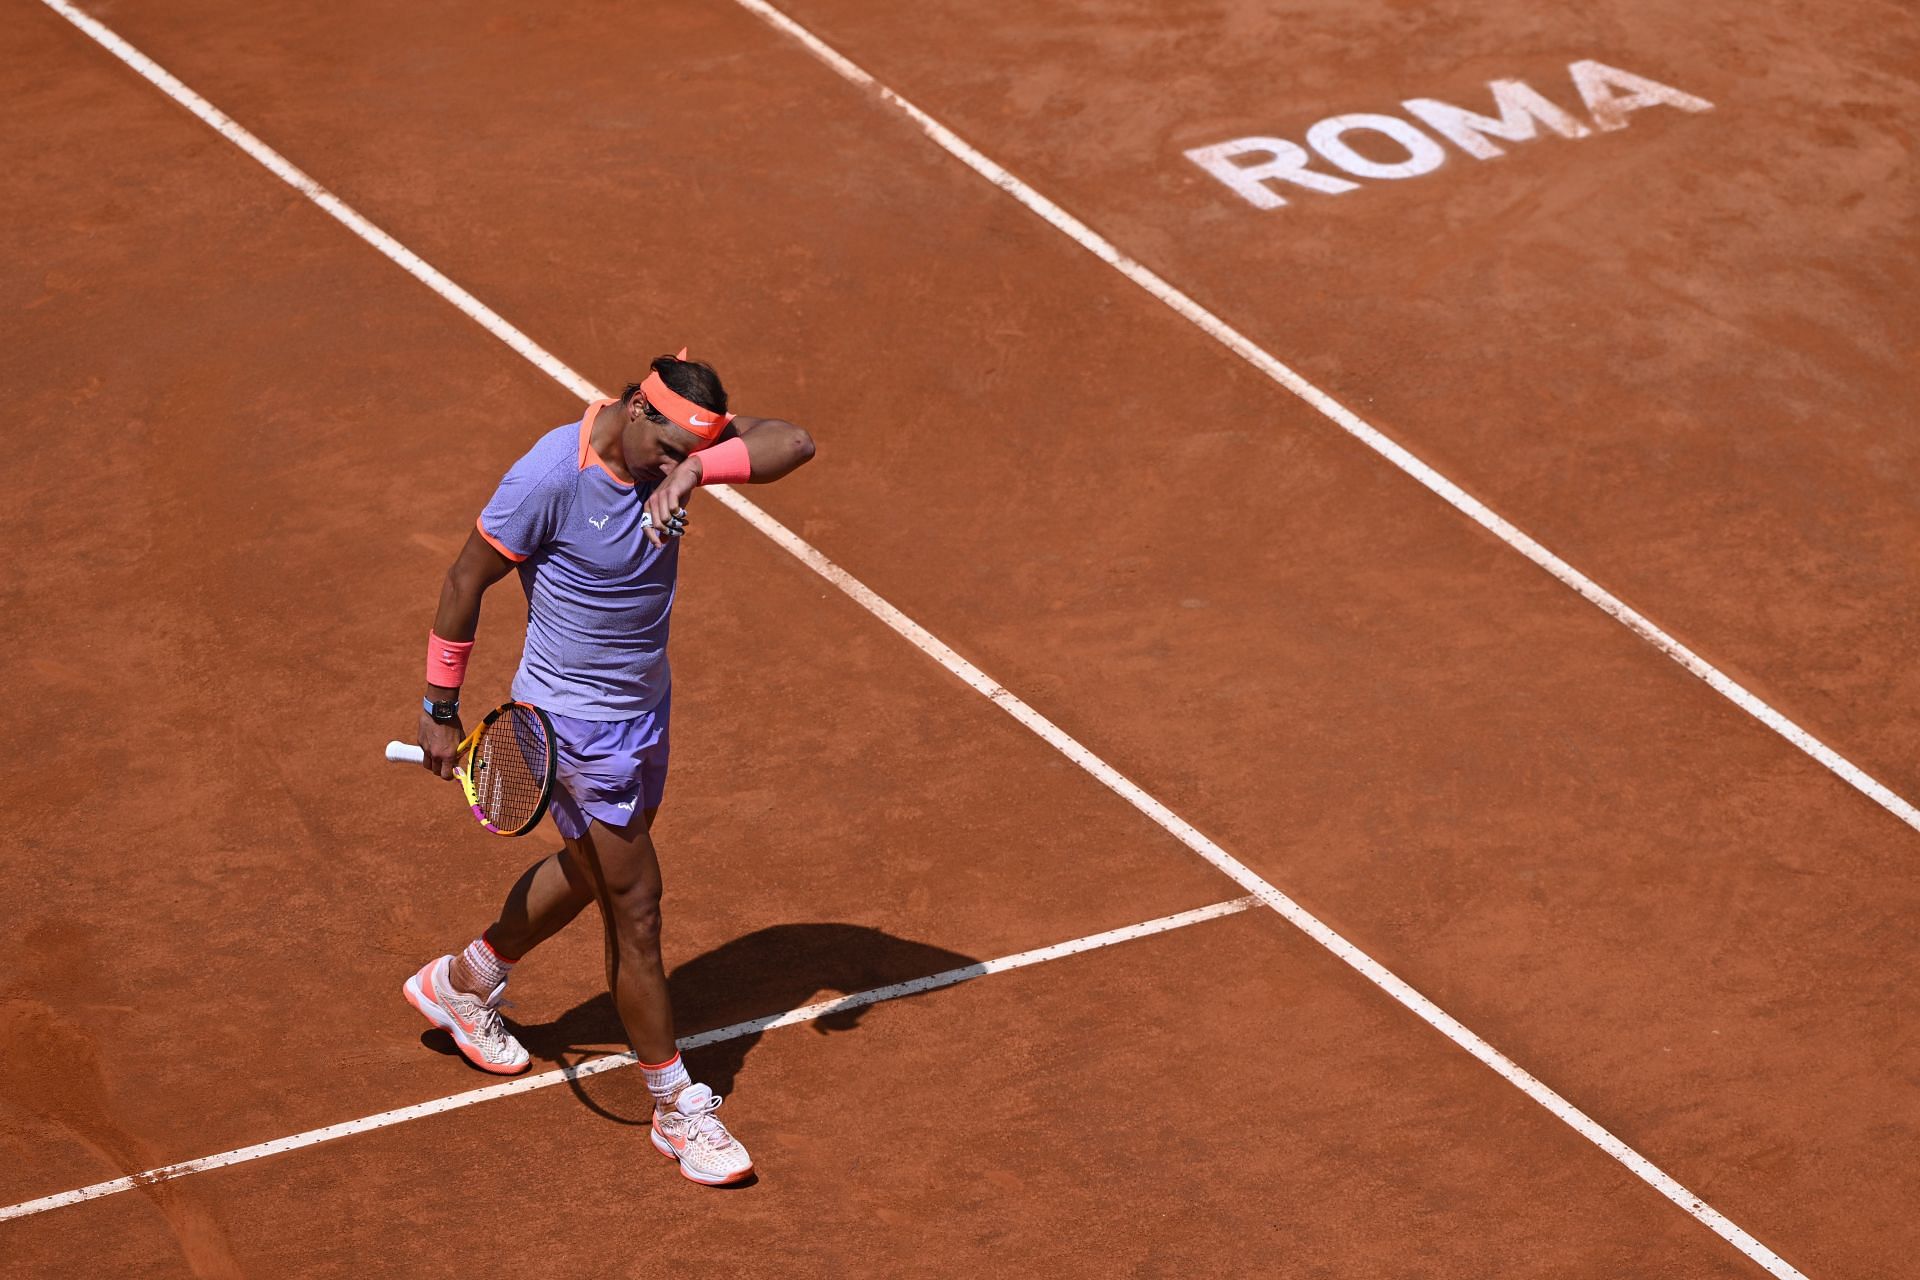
<box><xmin>423</xmin><ymin>695</ymin><xmax>461</xmax><ymax>724</ymax></box>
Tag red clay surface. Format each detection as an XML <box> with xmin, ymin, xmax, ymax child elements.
<box><xmin>2</xmin><ymin>914</ymin><xmax>1764</xmax><ymax>1278</ymax></box>
<box><xmin>774</xmin><ymin>0</ymin><xmax>1920</xmax><ymax>789</ymax></box>
<box><xmin>2</xmin><ymin>0</ymin><xmax>1231</xmax><ymax>1202</ymax></box>
<box><xmin>5</xmin><ymin>0</ymin><xmax>1915</xmax><ymax>1276</ymax></box>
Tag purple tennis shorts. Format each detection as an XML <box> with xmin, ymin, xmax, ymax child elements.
<box><xmin>546</xmin><ymin>693</ymin><xmax>671</xmax><ymax>839</ymax></box>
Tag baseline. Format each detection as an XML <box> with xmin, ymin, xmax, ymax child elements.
<box><xmin>36</xmin><ymin>6</ymin><xmax>1805</xmax><ymax>1276</ymax></box>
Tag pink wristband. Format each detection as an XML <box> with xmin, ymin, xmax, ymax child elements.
<box><xmin>427</xmin><ymin>631</ymin><xmax>473</xmax><ymax>688</ymax></box>
<box><xmin>694</xmin><ymin>436</ymin><xmax>752</xmax><ymax>486</ymax></box>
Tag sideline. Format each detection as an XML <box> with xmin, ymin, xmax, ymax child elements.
<box><xmin>728</xmin><ymin>0</ymin><xmax>1920</xmax><ymax>840</ymax></box>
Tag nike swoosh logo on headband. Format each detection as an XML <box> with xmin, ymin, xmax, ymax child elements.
<box><xmin>688</xmin><ymin>413</ymin><xmax>717</xmax><ymax>427</ymax></box>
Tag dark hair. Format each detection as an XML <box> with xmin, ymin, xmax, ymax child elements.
<box><xmin>622</xmin><ymin>353</ymin><xmax>728</xmax><ymax>425</ymax></box>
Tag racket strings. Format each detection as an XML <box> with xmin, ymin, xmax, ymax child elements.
<box><xmin>469</xmin><ymin>707</ymin><xmax>552</xmax><ymax>832</ymax></box>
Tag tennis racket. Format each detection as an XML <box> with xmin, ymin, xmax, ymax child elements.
<box><xmin>385</xmin><ymin>700</ymin><xmax>557</xmax><ymax>837</ymax></box>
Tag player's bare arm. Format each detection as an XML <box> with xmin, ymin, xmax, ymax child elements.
<box><xmin>642</xmin><ymin>415</ymin><xmax>816</xmax><ymax>546</ymax></box>
<box><xmin>418</xmin><ymin>529</ymin><xmax>516</xmax><ymax>779</ymax></box>
<box><xmin>714</xmin><ymin>415</ymin><xmax>818</xmax><ymax>481</ymax></box>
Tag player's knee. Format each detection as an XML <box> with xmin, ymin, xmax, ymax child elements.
<box><xmin>610</xmin><ymin>884</ymin><xmax>663</xmax><ymax>950</ymax></box>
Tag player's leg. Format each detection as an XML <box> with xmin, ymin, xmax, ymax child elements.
<box><xmin>446</xmin><ymin>843</ymin><xmax>603</xmax><ymax>994</ymax></box>
<box><xmin>566</xmin><ymin>811</ymin><xmax>753</xmax><ymax>1186</ymax></box>
<box><xmin>403</xmin><ymin>796</ymin><xmax>606</xmax><ymax>1077</ymax></box>
<box><xmin>404</xmin><ymin>859</ymin><xmax>577</xmax><ymax>1075</ymax></box>
<box><xmin>443</xmin><ymin>799</ymin><xmax>668</xmax><ymax>1011</ymax></box>
<box><xmin>563</xmin><ymin>813</ymin><xmax>675</xmax><ymax>1061</ymax></box>
<box><xmin>404</xmin><ymin>718</ymin><xmax>623</xmax><ymax>1074</ymax></box>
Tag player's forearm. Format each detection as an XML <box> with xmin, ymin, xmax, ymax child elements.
<box><xmin>432</xmin><ymin>564</ymin><xmax>490</xmax><ymax>643</ymax></box>
<box><xmin>424</xmin><ymin>565</ymin><xmax>489</xmax><ymax>698</ymax></box>
<box><xmin>730</xmin><ymin>418</ymin><xmax>815</xmax><ymax>482</ymax></box>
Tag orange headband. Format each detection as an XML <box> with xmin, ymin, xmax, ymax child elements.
<box><xmin>639</xmin><ymin>348</ymin><xmax>733</xmax><ymax>446</ymax></box>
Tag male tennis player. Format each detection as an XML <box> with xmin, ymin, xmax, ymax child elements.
<box><xmin>404</xmin><ymin>350</ymin><xmax>814</xmax><ymax>1186</ymax></box>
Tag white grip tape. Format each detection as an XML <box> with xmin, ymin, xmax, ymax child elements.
<box><xmin>385</xmin><ymin>741</ymin><xmax>426</xmax><ymax>764</ymax></box>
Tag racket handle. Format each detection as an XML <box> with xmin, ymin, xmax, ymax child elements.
<box><xmin>385</xmin><ymin>741</ymin><xmax>426</xmax><ymax>764</ymax></box>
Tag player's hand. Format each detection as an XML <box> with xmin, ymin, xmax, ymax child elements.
<box><xmin>643</xmin><ymin>458</ymin><xmax>701</xmax><ymax>548</ymax></box>
<box><xmin>417</xmin><ymin>711</ymin><xmax>463</xmax><ymax>781</ymax></box>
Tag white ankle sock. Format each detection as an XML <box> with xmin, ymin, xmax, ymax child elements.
<box><xmin>641</xmin><ymin>1053</ymin><xmax>691</xmax><ymax>1109</ymax></box>
<box><xmin>461</xmin><ymin>936</ymin><xmax>513</xmax><ymax>991</ymax></box>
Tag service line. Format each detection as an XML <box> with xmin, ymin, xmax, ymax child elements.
<box><xmin>0</xmin><ymin>897</ymin><xmax>1257</xmax><ymax>1222</ymax></box>
<box><xmin>40</xmin><ymin>2</ymin><xmax>1812</xmax><ymax>1276</ymax></box>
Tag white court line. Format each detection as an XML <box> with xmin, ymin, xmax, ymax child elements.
<box><xmin>0</xmin><ymin>897</ymin><xmax>1257</xmax><ymax>1222</ymax></box>
<box><xmin>730</xmin><ymin>0</ymin><xmax>1920</xmax><ymax>843</ymax></box>
<box><xmin>38</xmin><ymin>4</ymin><xmax>1810</xmax><ymax>1275</ymax></box>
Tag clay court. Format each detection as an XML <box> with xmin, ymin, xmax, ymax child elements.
<box><xmin>4</xmin><ymin>0</ymin><xmax>1916</xmax><ymax>1275</ymax></box>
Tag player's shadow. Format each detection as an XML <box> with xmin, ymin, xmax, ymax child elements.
<box><xmin>499</xmin><ymin>923</ymin><xmax>982</xmax><ymax>1125</ymax></box>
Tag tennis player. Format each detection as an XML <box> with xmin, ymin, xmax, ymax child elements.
<box><xmin>403</xmin><ymin>350</ymin><xmax>814</xmax><ymax>1186</ymax></box>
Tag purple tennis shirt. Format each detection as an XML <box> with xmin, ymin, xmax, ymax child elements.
<box><xmin>477</xmin><ymin>400</ymin><xmax>676</xmax><ymax>721</ymax></box>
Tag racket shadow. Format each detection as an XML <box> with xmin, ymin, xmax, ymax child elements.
<box><xmin>508</xmin><ymin>923</ymin><xmax>982</xmax><ymax>1124</ymax></box>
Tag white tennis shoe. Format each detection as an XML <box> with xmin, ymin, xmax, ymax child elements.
<box><xmin>651</xmin><ymin>1084</ymin><xmax>754</xmax><ymax>1185</ymax></box>
<box><xmin>403</xmin><ymin>955</ymin><xmax>530</xmax><ymax>1076</ymax></box>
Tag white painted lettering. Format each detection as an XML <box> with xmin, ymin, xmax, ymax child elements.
<box><xmin>1402</xmin><ymin>80</ymin><xmax>1591</xmax><ymax>159</ymax></box>
<box><xmin>1183</xmin><ymin>59</ymin><xmax>1713</xmax><ymax>212</ymax></box>
<box><xmin>1568</xmin><ymin>59</ymin><xmax>1714</xmax><ymax>132</ymax></box>
<box><xmin>1183</xmin><ymin>137</ymin><xmax>1361</xmax><ymax>209</ymax></box>
<box><xmin>1305</xmin><ymin>113</ymin><xmax>1447</xmax><ymax>180</ymax></box>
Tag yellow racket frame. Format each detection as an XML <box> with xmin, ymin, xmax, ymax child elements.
<box><xmin>452</xmin><ymin>701</ymin><xmax>557</xmax><ymax>837</ymax></box>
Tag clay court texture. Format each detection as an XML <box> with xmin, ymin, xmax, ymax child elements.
<box><xmin>4</xmin><ymin>0</ymin><xmax>1916</xmax><ymax>1275</ymax></box>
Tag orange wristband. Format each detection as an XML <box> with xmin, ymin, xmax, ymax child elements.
<box><xmin>694</xmin><ymin>436</ymin><xmax>752</xmax><ymax>486</ymax></box>
<box><xmin>427</xmin><ymin>631</ymin><xmax>473</xmax><ymax>688</ymax></box>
